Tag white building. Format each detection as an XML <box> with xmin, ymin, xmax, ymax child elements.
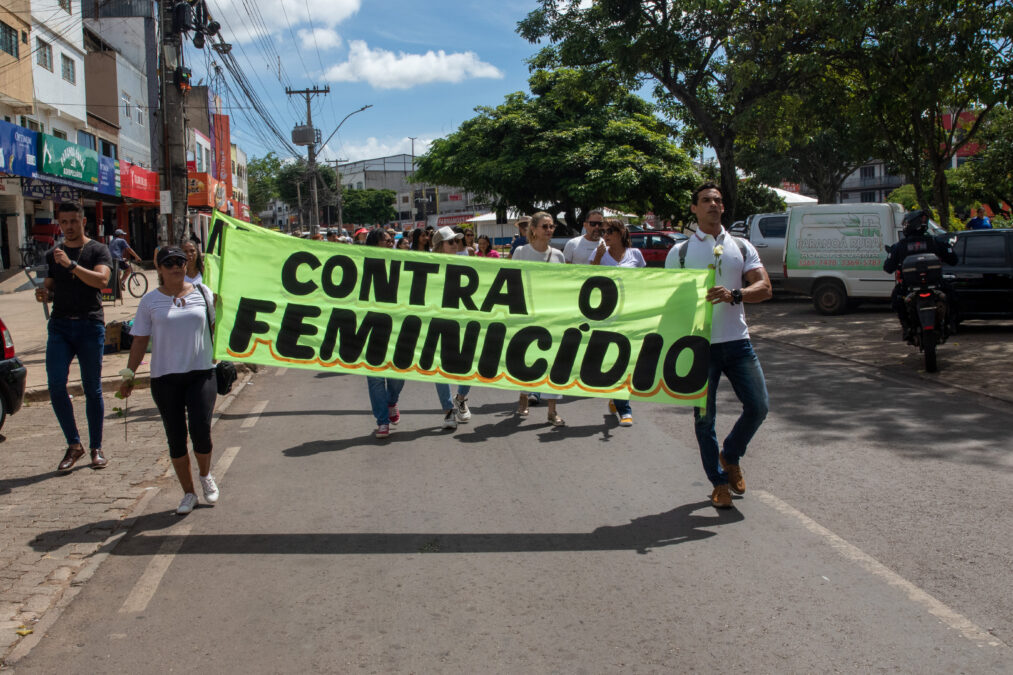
<box><xmin>27</xmin><ymin>0</ymin><xmax>88</xmax><ymax>140</ymax></box>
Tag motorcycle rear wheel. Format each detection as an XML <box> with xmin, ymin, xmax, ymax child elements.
<box><xmin>923</xmin><ymin>330</ymin><xmax>938</xmax><ymax>373</ymax></box>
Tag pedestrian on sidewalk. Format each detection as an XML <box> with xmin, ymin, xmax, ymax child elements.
<box><xmin>364</xmin><ymin>229</ymin><xmax>406</xmax><ymax>439</ymax></box>
<box><xmin>118</xmin><ymin>247</ymin><xmax>219</xmax><ymax>515</ymax></box>
<box><xmin>431</xmin><ymin>226</ymin><xmax>473</xmax><ymax>430</ymax></box>
<box><xmin>589</xmin><ymin>218</ymin><xmax>645</xmax><ymax>427</ymax></box>
<box><xmin>511</xmin><ymin>212</ymin><xmax>565</xmax><ymax>427</ymax></box>
<box><xmin>107</xmin><ymin>228</ymin><xmax>142</xmax><ymax>291</ymax></box>
<box><xmin>182</xmin><ymin>239</ymin><xmax>204</xmax><ymax>285</ymax></box>
<box><xmin>664</xmin><ymin>182</ymin><xmax>771</xmax><ymax>509</ymax></box>
<box><xmin>36</xmin><ymin>202</ymin><xmax>113</xmax><ymax>473</ymax></box>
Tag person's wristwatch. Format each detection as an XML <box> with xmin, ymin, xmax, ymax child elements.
<box><xmin>68</xmin><ymin>260</ymin><xmax>79</xmax><ymax>272</ymax></box>
<box><xmin>730</xmin><ymin>289</ymin><xmax>743</xmax><ymax>305</ymax></box>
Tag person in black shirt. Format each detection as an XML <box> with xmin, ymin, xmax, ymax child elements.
<box><xmin>35</xmin><ymin>202</ymin><xmax>113</xmax><ymax>472</ymax></box>
<box><xmin>883</xmin><ymin>210</ymin><xmax>958</xmax><ymax>340</ymax></box>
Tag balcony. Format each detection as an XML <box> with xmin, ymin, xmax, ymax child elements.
<box><xmin>840</xmin><ymin>174</ymin><xmax>905</xmax><ymax>190</ymax></box>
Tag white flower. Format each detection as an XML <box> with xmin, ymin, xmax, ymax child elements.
<box><xmin>119</xmin><ymin>368</ymin><xmax>135</xmax><ymax>382</ymax></box>
<box><xmin>713</xmin><ymin>244</ymin><xmax>724</xmax><ymax>257</ymax></box>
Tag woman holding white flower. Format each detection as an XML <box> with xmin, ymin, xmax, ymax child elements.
<box><xmin>118</xmin><ymin>246</ymin><xmax>219</xmax><ymax>515</ymax></box>
<box><xmin>589</xmin><ymin>218</ymin><xmax>645</xmax><ymax>426</ymax></box>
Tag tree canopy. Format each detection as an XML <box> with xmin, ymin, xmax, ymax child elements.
<box><xmin>341</xmin><ymin>188</ymin><xmax>397</xmax><ymax>226</ymax></box>
<box><xmin>414</xmin><ymin>68</ymin><xmax>697</xmax><ymax>228</ymax></box>
<box><xmin>247</xmin><ymin>152</ymin><xmax>282</xmax><ymax>216</ymax></box>
<box><xmin>277</xmin><ymin>159</ymin><xmax>337</xmax><ymax>227</ymax></box>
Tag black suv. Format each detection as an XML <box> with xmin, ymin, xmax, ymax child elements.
<box><xmin>943</xmin><ymin>229</ymin><xmax>1013</xmax><ymax>321</ymax></box>
<box><xmin>1</xmin><ymin>316</ymin><xmax>27</xmax><ymax>432</ymax></box>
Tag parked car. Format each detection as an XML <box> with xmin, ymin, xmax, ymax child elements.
<box><xmin>943</xmin><ymin>229</ymin><xmax>1013</xmax><ymax>322</ymax></box>
<box><xmin>741</xmin><ymin>212</ymin><xmax>787</xmax><ymax>282</ymax></box>
<box><xmin>630</xmin><ymin>231</ymin><xmax>688</xmax><ymax>266</ymax></box>
<box><xmin>0</xmin><ymin>316</ymin><xmax>27</xmax><ymax>433</ymax></box>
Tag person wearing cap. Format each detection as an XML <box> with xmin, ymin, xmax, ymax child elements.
<box><xmin>107</xmin><ymin>226</ymin><xmax>142</xmax><ymax>291</ymax></box>
<box><xmin>37</xmin><ymin>202</ymin><xmax>113</xmax><ymax>472</ymax></box>
<box><xmin>327</xmin><ymin>229</ymin><xmax>341</xmax><ymax>243</ymax></box>
<box><xmin>119</xmin><ymin>246</ymin><xmax>221</xmax><ymax>515</ymax></box>
<box><xmin>363</xmin><ymin>229</ymin><xmax>406</xmax><ymax>438</ymax></box>
<box><xmin>353</xmin><ymin>227</ymin><xmax>369</xmax><ymax>244</ymax></box>
<box><xmin>430</xmin><ymin>226</ymin><xmax>474</xmax><ymax>430</ymax></box>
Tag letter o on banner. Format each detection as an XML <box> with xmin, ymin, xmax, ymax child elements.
<box><xmin>662</xmin><ymin>336</ymin><xmax>709</xmax><ymax>395</ymax></box>
<box><xmin>578</xmin><ymin>276</ymin><xmax>619</xmax><ymax>321</ymax></box>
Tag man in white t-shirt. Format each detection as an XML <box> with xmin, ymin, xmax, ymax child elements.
<box><xmin>664</xmin><ymin>182</ymin><xmax>771</xmax><ymax>509</ymax></box>
<box><xmin>563</xmin><ymin>209</ymin><xmax>604</xmax><ymax>263</ymax></box>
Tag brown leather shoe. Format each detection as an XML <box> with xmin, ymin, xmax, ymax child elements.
<box><xmin>90</xmin><ymin>448</ymin><xmax>108</xmax><ymax>469</ymax></box>
<box><xmin>711</xmin><ymin>484</ymin><xmax>733</xmax><ymax>509</ymax></box>
<box><xmin>58</xmin><ymin>446</ymin><xmax>85</xmax><ymax>472</ymax></box>
<box><xmin>719</xmin><ymin>452</ymin><xmax>745</xmax><ymax>495</ymax></box>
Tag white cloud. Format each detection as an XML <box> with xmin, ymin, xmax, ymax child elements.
<box><xmin>297</xmin><ymin>28</ymin><xmax>342</xmax><ymax>50</ymax></box>
<box><xmin>322</xmin><ymin>40</ymin><xmax>504</xmax><ymax>89</ymax></box>
<box><xmin>319</xmin><ymin>136</ymin><xmax>434</xmax><ymax>163</ymax></box>
<box><xmin>206</xmin><ymin>0</ymin><xmax>359</xmax><ymax>43</ymax></box>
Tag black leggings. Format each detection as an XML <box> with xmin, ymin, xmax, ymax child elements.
<box><xmin>150</xmin><ymin>369</ymin><xmax>216</xmax><ymax>459</ymax></box>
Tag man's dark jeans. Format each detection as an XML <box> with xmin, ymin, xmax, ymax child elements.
<box><xmin>46</xmin><ymin>318</ymin><xmax>105</xmax><ymax>450</ymax></box>
<box><xmin>693</xmin><ymin>339</ymin><xmax>769</xmax><ymax>487</ymax></box>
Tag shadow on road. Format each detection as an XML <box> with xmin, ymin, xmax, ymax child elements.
<box><xmin>31</xmin><ymin>501</ymin><xmax>744</xmax><ymax>557</ymax></box>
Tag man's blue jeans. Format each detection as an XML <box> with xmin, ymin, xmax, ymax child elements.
<box><xmin>366</xmin><ymin>376</ymin><xmax>405</xmax><ymax>425</ymax></box>
<box><xmin>693</xmin><ymin>339</ymin><xmax>769</xmax><ymax>487</ymax></box>
<box><xmin>46</xmin><ymin>318</ymin><xmax>105</xmax><ymax>450</ymax></box>
<box><xmin>435</xmin><ymin>383</ymin><xmax>471</xmax><ymax>411</ymax></box>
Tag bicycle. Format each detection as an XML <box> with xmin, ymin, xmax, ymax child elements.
<box><xmin>122</xmin><ymin>260</ymin><xmax>149</xmax><ymax>298</ymax></box>
<box><xmin>18</xmin><ymin>241</ymin><xmax>43</xmax><ymax>268</ymax></box>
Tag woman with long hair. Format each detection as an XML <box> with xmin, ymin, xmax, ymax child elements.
<box><xmin>429</xmin><ymin>227</ymin><xmax>473</xmax><ymax>430</ymax></box>
<box><xmin>182</xmin><ymin>239</ymin><xmax>204</xmax><ymax>285</ymax></box>
<box><xmin>476</xmin><ymin>234</ymin><xmax>500</xmax><ymax>258</ymax></box>
<box><xmin>410</xmin><ymin>228</ymin><xmax>430</xmax><ymax>251</ymax></box>
<box><xmin>590</xmin><ymin>218</ymin><xmax>645</xmax><ymax>427</ymax></box>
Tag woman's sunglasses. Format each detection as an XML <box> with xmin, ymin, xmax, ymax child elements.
<box><xmin>161</xmin><ymin>258</ymin><xmax>186</xmax><ymax>268</ymax></box>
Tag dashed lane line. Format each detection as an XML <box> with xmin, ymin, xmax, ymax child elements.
<box><xmin>753</xmin><ymin>489</ymin><xmax>1007</xmax><ymax>649</ymax></box>
<box><xmin>241</xmin><ymin>400</ymin><xmax>269</xmax><ymax>429</ymax></box>
<box><xmin>118</xmin><ymin>447</ymin><xmax>242</xmax><ymax>615</ymax></box>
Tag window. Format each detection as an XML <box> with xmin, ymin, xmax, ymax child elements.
<box><xmin>59</xmin><ymin>0</ymin><xmax>71</xmax><ymax>12</ymax></box>
<box><xmin>135</xmin><ymin>104</ymin><xmax>143</xmax><ymax>125</ymax></box>
<box><xmin>758</xmin><ymin>216</ymin><xmax>787</xmax><ymax>238</ymax></box>
<box><xmin>961</xmin><ymin>234</ymin><xmax>1007</xmax><ymax>267</ymax></box>
<box><xmin>860</xmin><ymin>166</ymin><xmax>876</xmax><ymax>179</ymax></box>
<box><xmin>36</xmin><ymin>38</ymin><xmax>53</xmax><ymax>70</ymax></box>
<box><xmin>77</xmin><ymin>130</ymin><xmax>95</xmax><ymax>149</ymax></box>
<box><xmin>20</xmin><ymin>116</ymin><xmax>41</xmax><ymax>132</ymax></box>
<box><xmin>53</xmin><ymin>129</ymin><xmax>67</xmax><ymax>140</ymax></box>
<box><xmin>100</xmin><ymin>139</ymin><xmax>116</xmax><ymax>159</ymax></box>
<box><xmin>61</xmin><ymin>54</ymin><xmax>75</xmax><ymax>84</ymax></box>
<box><xmin>1</xmin><ymin>22</ymin><xmax>18</xmax><ymax>58</ymax></box>
<box><xmin>860</xmin><ymin>191</ymin><xmax>877</xmax><ymax>203</ymax></box>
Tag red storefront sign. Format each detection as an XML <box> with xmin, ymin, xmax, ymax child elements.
<box><xmin>120</xmin><ymin>162</ymin><xmax>159</xmax><ymax>203</ymax></box>
<box><xmin>212</xmin><ymin>113</ymin><xmax>232</xmax><ymax>201</ymax></box>
<box><xmin>436</xmin><ymin>213</ymin><xmax>475</xmax><ymax>227</ymax></box>
<box><xmin>188</xmin><ymin>172</ymin><xmax>222</xmax><ymax>208</ymax></box>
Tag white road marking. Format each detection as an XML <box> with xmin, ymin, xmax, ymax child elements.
<box><xmin>241</xmin><ymin>400</ymin><xmax>269</xmax><ymax>428</ymax></box>
<box><xmin>754</xmin><ymin>490</ymin><xmax>1007</xmax><ymax>649</ymax></box>
<box><xmin>274</xmin><ymin>367</ymin><xmax>287</xmax><ymax>376</ymax></box>
<box><xmin>120</xmin><ymin>446</ymin><xmax>243</xmax><ymax>614</ymax></box>
<box><xmin>118</xmin><ymin>522</ymin><xmax>193</xmax><ymax>614</ymax></box>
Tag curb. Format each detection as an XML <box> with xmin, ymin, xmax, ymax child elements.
<box><xmin>23</xmin><ymin>375</ymin><xmax>152</xmax><ymax>404</ymax></box>
<box><xmin>1</xmin><ymin>368</ymin><xmax>254</xmax><ymax>668</ymax></box>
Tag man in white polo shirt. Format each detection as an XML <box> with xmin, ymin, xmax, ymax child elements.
<box><xmin>562</xmin><ymin>209</ymin><xmax>604</xmax><ymax>264</ymax></box>
<box><xmin>665</xmin><ymin>182</ymin><xmax>771</xmax><ymax>509</ymax></box>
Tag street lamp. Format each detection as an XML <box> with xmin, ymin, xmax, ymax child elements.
<box><xmin>317</xmin><ymin>105</ymin><xmax>373</xmax><ymax>231</ymax></box>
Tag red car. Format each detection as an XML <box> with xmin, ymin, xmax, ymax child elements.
<box><xmin>630</xmin><ymin>231</ymin><xmax>688</xmax><ymax>267</ymax></box>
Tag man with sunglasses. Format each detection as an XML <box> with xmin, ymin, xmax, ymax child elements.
<box><xmin>563</xmin><ymin>209</ymin><xmax>605</xmax><ymax>264</ymax></box>
<box><xmin>665</xmin><ymin>183</ymin><xmax>771</xmax><ymax>509</ymax></box>
<box><xmin>36</xmin><ymin>202</ymin><xmax>113</xmax><ymax>472</ymax></box>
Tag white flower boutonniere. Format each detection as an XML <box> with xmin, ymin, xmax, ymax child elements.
<box><xmin>712</xmin><ymin>244</ymin><xmax>724</xmax><ymax>273</ymax></box>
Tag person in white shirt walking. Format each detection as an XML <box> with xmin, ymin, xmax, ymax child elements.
<box><xmin>664</xmin><ymin>183</ymin><xmax>771</xmax><ymax>509</ymax></box>
<box><xmin>563</xmin><ymin>209</ymin><xmax>604</xmax><ymax>264</ymax></box>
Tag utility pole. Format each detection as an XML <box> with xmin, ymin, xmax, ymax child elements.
<box><xmin>160</xmin><ymin>1</ymin><xmax>190</xmax><ymax>245</ymax></box>
<box><xmin>286</xmin><ymin>86</ymin><xmax>329</xmax><ymax>235</ymax></box>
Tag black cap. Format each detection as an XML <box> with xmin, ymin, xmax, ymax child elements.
<box><xmin>157</xmin><ymin>246</ymin><xmax>187</xmax><ymax>265</ymax></box>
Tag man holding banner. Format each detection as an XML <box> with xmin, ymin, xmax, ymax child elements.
<box><xmin>666</xmin><ymin>183</ymin><xmax>771</xmax><ymax>509</ymax></box>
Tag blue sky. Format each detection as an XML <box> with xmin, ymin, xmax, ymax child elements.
<box><xmin>196</xmin><ymin>0</ymin><xmax>564</xmax><ymax>163</ymax></box>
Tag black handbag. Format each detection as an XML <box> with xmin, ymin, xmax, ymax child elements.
<box><xmin>198</xmin><ymin>285</ymin><xmax>238</xmax><ymax>395</ymax></box>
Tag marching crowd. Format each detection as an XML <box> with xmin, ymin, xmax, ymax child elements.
<box><xmin>36</xmin><ymin>182</ymin><xmax>772</xmax><ymax>513</ymax></box>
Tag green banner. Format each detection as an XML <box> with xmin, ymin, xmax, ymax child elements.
<box><xmin>211</xmin><ymin>212</ymin><xmax>714</xmax><ymax>405</ymax></box>
<box><xmin>39</xmin><ymin>133</ymin><xmax>99</xmax><ymax>185</ymax></box>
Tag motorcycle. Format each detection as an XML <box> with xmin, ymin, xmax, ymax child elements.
<box><xmin>899</xmin><ymin>253</ymin><xmax>950</xmax><ymax>373</ymax></box>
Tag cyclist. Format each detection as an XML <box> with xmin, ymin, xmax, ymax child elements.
<box><xmin>107</xmin><ymin>228</ymin><xmax>142</xmax><ymax>291</ymax></box>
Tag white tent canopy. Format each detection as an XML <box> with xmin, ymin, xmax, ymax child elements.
<box><xmin>771</xmin><ymin>187</ymin><xmax>817</xmax><ymax>206</ymax></box>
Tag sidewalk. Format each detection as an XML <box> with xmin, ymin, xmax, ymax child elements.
<box><xmin>0</xmin><ymin>270</ymin><xmax>154</xmax><ymax>402</ymax></box>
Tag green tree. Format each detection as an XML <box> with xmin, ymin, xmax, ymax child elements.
<box><xmin>953</xmin><ymin>105</ymin><xmax>1013</xmax><ymax>216</ymax></box>
<box><xmin>518</xmin><ymin>0</ymin><xmax>849</xmax><ymax>223</ymax></box>
<box><xmin>856</xmin><ymin>0</ymin><xmax>1013</xmax><ymax>229</ymax></box>
<box><xmin>341</xmin><ymin>189</ymin><xmax>397</xmax><ymax>226</ymax></box>
<box><xmin>277</xmin><ymin>159</ymin><xmax>337</xmax><ymax>228</ymax></box>
<box><xmin>414</xmin><ymin>68</ymin><xmax>697</xmax><ymax>228</ymax></box>
<box><xmin>246</xmin><ymin>152</ymin><xmax>283</xmax><ymax>216</ymax></box>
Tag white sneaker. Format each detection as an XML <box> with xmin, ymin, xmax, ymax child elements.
<box><xmin>454</xmin><ymin>394</ymin><xmax>472</xmax><ymax>422</ymax></box>
<box><xmin>442</xmin><ymin>410</ymin><xmax>458</xmax><ymax>430</ymax></box>
<box><xmin>176</xmin><ymin>493</ymin><xmax>198</xmax><ymax>515</ymax></box>
<box><xmin>619</xmin><ymin>413</ymin><xmax>633</xmax><ymax>427</ymax></box>
<box><xmin>199</xmin><ymin>474</ymin><xmax>219</xmax><ymax>504</ymax></box>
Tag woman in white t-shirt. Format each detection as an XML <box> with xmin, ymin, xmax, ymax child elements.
<box><xmin>182</xmin><ymin>239</ymin><xmax>203</xmax><ymax>285</ymax></box>
<box><xmin>118</xmin><ymin>246</ymin><xmax>219</xmax><ymax>515</ymax></box>
<box><xmin>589</xmin><ymin>218</ymin><xmax>644</xmax><ymax>427</ymax></box>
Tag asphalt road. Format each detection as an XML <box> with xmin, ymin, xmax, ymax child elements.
<box><xmin>10</xmin><ymin>338</ymin><xmax>1013</xmax><ymax>673</ymax></box>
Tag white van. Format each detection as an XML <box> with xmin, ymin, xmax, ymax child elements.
<box><xmin>782</xmin><ymin>203</ymin><xmax>906</xmax><ymax>314</ymax></box>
